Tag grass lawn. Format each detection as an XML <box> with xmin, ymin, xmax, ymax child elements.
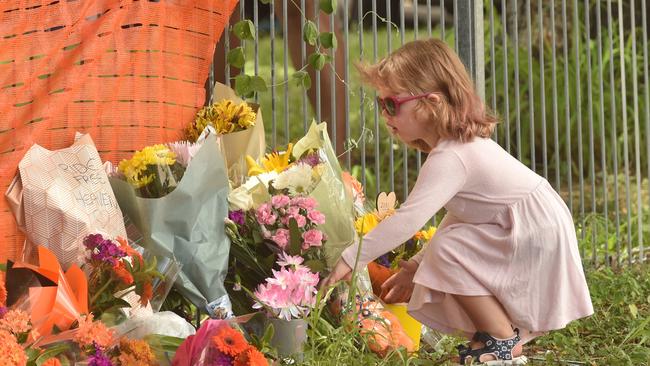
<box><xmin>294</xmin><ymin>264</ymin><xmax>649</xmax><ymax>366</ymax></box>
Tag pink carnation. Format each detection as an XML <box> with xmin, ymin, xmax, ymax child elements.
<box><xmin>281</xmin><ymin>212</ymin><xmax>306</xmax><ymax>228</ymax></box>
<box><xmin>271</xmin><ymin>194</ymin><xmax>291</xmax><ymax>208</ymax></box>
<box><xmin>302</xmin><ymin>229</ymin><xmax>323</xmax><ymax>249</ymax></box>
<box><xmin>291</xmin><ymin>196</ymin><xmax>317</xmax><ymax>211</ymax></box>
<box><xmin>307</xmin><ymin>210</ymin><xmax>325</xmax><ymax>225</ymax></box>
<box><xmin>291</xmin><ymin>214</ymin><xmax>307</xmax><ymax>228</ymax></box>
<box><xmin>255</xmin><ymin>203</ymin><xmax>277</xmax><ymax>225</ymax></box>
<box><xmin>272</xmin><ymin>229</ymin><xmax>290</xmax><ymax>249</ymax></box>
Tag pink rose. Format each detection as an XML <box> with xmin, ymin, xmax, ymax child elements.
<box><xmin>307</xmin><ymin>210</ymin><xmax>325</xmax><ymax>225</ymax></box>
<box><xmin>272</xmin><ymin>229</ymin><xmax>290</xmax><ymax>249</ymax></box>
<box><xmin>283</xmin><ymin>214</ymin><xmax>306</xmax><ymax>228</ymax></box>
<box><xmin>302</xmin><ymin>229</ymin><xmax>323</xmax><ymax>249</ymax></box>
<box><xmin>271</xmin><ymin>194</ymin><xmax>290</xmax><ymax>208</ymax></box>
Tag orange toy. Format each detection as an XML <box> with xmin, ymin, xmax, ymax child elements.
<box><xmin>359</xmin><ymin>304</ymin><xmax>415</xmax><ymax>357</ymax></box>
<box><xmin>0</xmin><ymin>0</ymin><xmax>238</xmax><ymax>263</ymax></box>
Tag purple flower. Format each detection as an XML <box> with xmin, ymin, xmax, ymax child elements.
<box><xmin>405</xmin><ymin>238</ymin><xmax>417</xmax><ymax>251</ymax></box>
<box><xmin>83</xmin><ymin>233</ymin><xmax>105</xmax><ymax>250</ymax></box>
<box><xmin>88</xmin><ymin>346</ymin><xmax>113</xmax><ymax>366</ymax></box>
<box><xmin>211</xmin><ymin>351</ymin><xmax>233</xmax><ymax>366</ymax></box>
<box><xmin>228</xmin><ymin>210</ymin><xmax>246</xmax><ymax>226</ymax></box>
<box><xmin>376</xmin><ymin>254</ymin><xmax>391</xmax><ymax>268</ymax></box>
<box><xmin>0</xmin><ymin>307</ymin><xmax>7</xmax><ymax>318</ymax></box>
<box><xmin>86</xmin><ymin>233</ymin><xmax>126</xmax><ymax>266</ymax></box>
<box><xmin>298</xmin><ymin>152</ymin><xmax>321</xmax><ymax>167</ymax></box>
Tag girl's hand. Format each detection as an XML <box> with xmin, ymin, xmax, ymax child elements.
<box><xmin>381</xmin><ymin>259</ymin><xmax>419</xmax><ymax>303</ymax></box>
<box><xmin>321</xmin><ymin>259</ymin><xmax>353</xmax><ymax>289</ymax></box>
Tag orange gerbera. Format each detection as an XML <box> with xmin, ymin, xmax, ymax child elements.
<box><xmin>233</xmin><ymin>346</ymin><xmax>269</xmax><ymax>366</ymax></box>
<box><xmin>42</xmin><ymin>358</ymin><xmax>61</xmax><ymax>366</ymax></box>
<box><xmin>139</xmin><ymin>282</ymin><xmax>153</xmax><ymax>306</ymax></box>
<box><xmin>112</xmin><ymin>262</ymin><xmax>134</xmax><ymax>285</ymax></box>
<box><xmin>212</xmin><ymin>326</ymin><xmax>249</xmax><ymax>357</ymax></box>
<box><xmin>116</xmin><ymin>237</ymin><xmax>144</xmax><ymax>267</ymax></box>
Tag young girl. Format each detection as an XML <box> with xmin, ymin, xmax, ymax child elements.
<box><xmin>324</xmin><ymin>38</ymin><xmax>593</xmax><ymax>365</ymax></box>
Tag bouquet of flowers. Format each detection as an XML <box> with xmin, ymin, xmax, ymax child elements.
<box><xmin>240</xmin><ymin>121</ymin><xmax>357</xmax><ymax>268</ymax></box>
<box><xmin>225</xmin><ymin>193</ymin><xmax>327</xmax><ymax>315</ymax></box>
<box><xmin>252</xmin><ymin>253</ymin><xmax>319</xmax><ymax>321</ymax></box>
<box><xmin>173</xmin><ymin>319</ymin><xmax>268</xmax><ymax>366</ymax></box>
<box><xmin>0</xmin><ymin>269</ymin><xmax>121</xmax><ymax>366</ymax></box>
<box><xmin>116</xmin><ymin>142</ymin><xmax>199</xmax><ymax>199</ymax></box>
<box><xmin>187</xmin><ymin>99</ymin><xmax>257</xmax><ymax>138</ymax></box>
<box><xmin>110</xmin><ymin>134</ymin><xmax>233</xmax><ymax>318</ymax></box>
<box><xmin>188</xmin><ymin>81</ymin><xmax>266</xmax><ymax>185</ymax></box>
<box><xmin>82</xmin><ymin>233</ymin><xmax>163</xmax><ymax>317</ymax></box>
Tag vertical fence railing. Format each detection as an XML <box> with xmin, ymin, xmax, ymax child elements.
<box><xmin>210</xmin><ymin>0</ymin><xmax>648</xmax><ymax>266</ymax></box>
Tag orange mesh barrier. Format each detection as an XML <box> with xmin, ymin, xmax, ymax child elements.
<box><xmin>0</xmin><ymin>0</ymin><xmax>239</xmax><ymax>262</ymax></box>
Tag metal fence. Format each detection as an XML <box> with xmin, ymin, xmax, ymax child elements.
<box><xmin>209</xmin><ymin>0</ymin><xmax>649</xmax><ymax>267</ymax></box>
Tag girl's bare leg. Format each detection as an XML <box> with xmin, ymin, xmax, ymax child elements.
<box><xmin>453</xmin><ymin>294</ymin><xmax>523</xmax><ymax>361</ymax></box>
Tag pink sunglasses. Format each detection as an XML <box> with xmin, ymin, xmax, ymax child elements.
<box><xmin>376</xmin><ymin>92</ymin><xmax>433</xmax><ymax>116</ymax></box>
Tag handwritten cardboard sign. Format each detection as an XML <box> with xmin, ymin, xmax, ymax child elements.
<box><xmin>6</xmin><ymin>133</ymin><xmax>126</xmax><ymax>268</ymax></box>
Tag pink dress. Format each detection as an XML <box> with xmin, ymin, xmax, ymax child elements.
<box><xmin>341</xmin><ymin>137</ymin><xmax>593</xmax><ymax>343</ymax></box>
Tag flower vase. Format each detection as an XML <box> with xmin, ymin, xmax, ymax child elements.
<box><xmin>268</xmin><ymin>317</ymin><xmax>308</xmax><ymax>361</ymax></box>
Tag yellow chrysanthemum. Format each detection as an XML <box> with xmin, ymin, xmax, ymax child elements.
<box><xmin>118</xmin><ymin>144</ymin><xmax>176</xmax><ymax>188</ymax></box>
<box><xmin>414</xmin><ymin>226</ymin><xmax>437</xmax><ymax>241</ymax></box>
<box><xmin>187</xmin><ymin>99</ymin><xmax>256</xmax><ymax>140</ymax></box>
<box><xmin>246</xmin><ymin>144</ymin><xmax>293</xmax><ymax>176</ymax></box>
<box><xmin>355</xmin><ymin>212</ymin><xmax>380</xmax><ymax>235</ymax></box>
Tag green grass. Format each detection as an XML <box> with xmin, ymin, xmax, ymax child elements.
<box><xmin>289</xmin><ymin>264</ymin><xmax>650</xmax><ymax>366</ymax></box>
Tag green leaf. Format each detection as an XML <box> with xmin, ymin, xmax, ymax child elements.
<box><xmin>304</xmin><ymin>259</ymin><xmax>326</xmax><ymax>273</ymax></box>
<box><xmin>308</xmin><ymin>52</ymin><xmax>330</xmax><ymax>71</ymax></box>
<box><xmin>235</xmin><ymin>74</ymin><xmax>253</xmax><ymax>97</ymax></box>
<box><xmin>250</xmin><ymin>75</ymin><xmax>268</xmax><ymax>92</ymax></box>
<box><xmin>302</xmin><ymin>20</ymin><xmax>319</xmax><ymax>46</ymax></box>
<box><xmin>262</xmin><ymin>322</ymin><xmax>275</xmax><ymax>344</ymax></box>
<box><xmin>227</xmin><ymin>47</ymin><xmax>245</xmax><ymax>68</ymax></box>
<box><xmin>319</xmin><ymin>0</ymin><xmax>337</xmax><ymax>14</ymax></box>
<box><xmin>233</xmin><ymin>20</ymin><xmax>256</xmax><ymax>41</ymax></box>
<box><xmin>35</xmin><ymin>344</ymin><xmax>70</xmax><ymax>365</ymax></box>
<box><xmin>25</xmin><ymin>347</ymin><xmax>41</xmax><ymax>362</ymax></box>
<box><xmin>319</xmin><ymin>32</ymin><xmax>337</xmax><ymax>49</ymax></box>
<box><xmin>288</xmin><ymin>218</ymin><xmax>302</xmax><ymax>255</ymax></box>
<box><xmin>292</xmin><ymin>71</ymin><xmax>312</xmax><ymax>90</ymax></box>
<box><xmin>144</xmin><ymin>334</ymin><xmax>185</xmax><ymax>353</ymax></box>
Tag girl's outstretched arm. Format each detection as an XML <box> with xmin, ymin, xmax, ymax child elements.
<box><xmin>340</xmin><ymin>149</ymin><xmax>467</xmax><ymax>269</ymax></box>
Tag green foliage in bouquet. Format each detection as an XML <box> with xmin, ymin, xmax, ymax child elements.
<box><xmin>117</xmin><ymin>144</ymin><xmax>184</xmax><ymax>198</ymax></box>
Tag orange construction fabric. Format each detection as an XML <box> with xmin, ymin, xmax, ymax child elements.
<box><xmin>0</xmin><ymin>0</ymin><xmax>239</xmax><ymax>262</ymax></box>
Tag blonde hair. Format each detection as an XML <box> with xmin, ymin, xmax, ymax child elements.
<box><xmin>356</xmin><ymin>38</ymin><xmax>497</xmax><ymax>142</ymax></box>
